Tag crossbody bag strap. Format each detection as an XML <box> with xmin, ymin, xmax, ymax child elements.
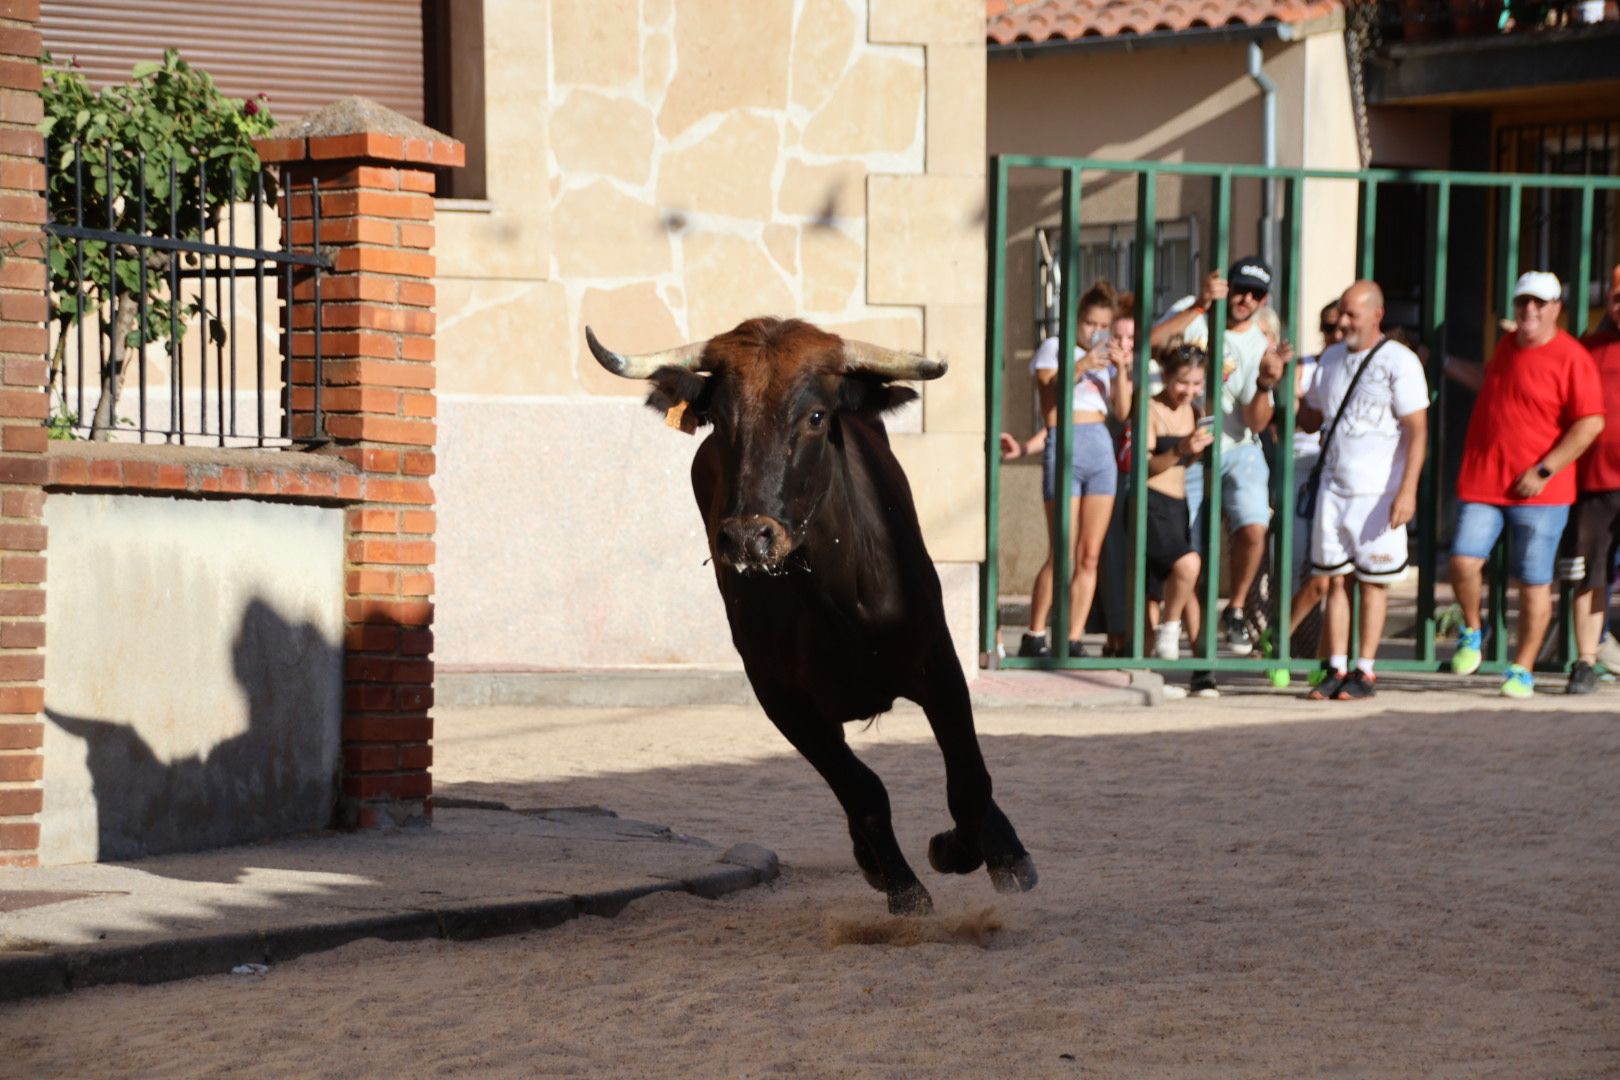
<box><xmin>1316</xmin><ymin>336</ymin><xmax>1389</xmax><ymax>465</ymax></box>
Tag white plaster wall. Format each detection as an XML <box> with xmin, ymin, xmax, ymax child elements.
<box><xmin>40</xmin><ymin>494</ymin><xmax>345</xmax><ymax>865</ymax></box>
<box><xmin>434</xmin><ymin>396</ymin><xmax>981</xmax><ymax>677</ymax></box>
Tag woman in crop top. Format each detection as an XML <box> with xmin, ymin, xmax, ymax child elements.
<box><xmin>1011</xmin><ymin>281</ymin><xmax>1135</xmax><ymax>658</ymax></box>
<box><xmin>1144</xmin><ymin>344</ymin><xmax>1212</xmax><ymax>661</ymax></box>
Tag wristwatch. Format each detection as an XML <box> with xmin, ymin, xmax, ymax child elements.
<box><xmin>1536</xmin><ymin>462</ymin><xmax>1553</xmax><ymax>480</ymax></box>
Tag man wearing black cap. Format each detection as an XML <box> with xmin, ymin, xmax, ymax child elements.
<box><xmin>1151</xmin><ymin>257</ymin><xmax>1288</xmax><ymax>656</ymax></box>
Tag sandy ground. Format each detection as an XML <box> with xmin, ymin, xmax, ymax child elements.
<box><xmin>3</xmin><ymin>684</ymin><xmax>1619</xmax><ymax>1078</ymax></box>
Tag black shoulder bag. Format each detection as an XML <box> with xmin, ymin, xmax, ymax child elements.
<box><xmin>1296</xmin><ymin>337</ymin><xmax>1388</xmax><ymax>521</ymax></box>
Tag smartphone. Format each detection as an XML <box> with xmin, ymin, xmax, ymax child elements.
<box><xmin>1195</xmin><ymin>415</ymin><xmax>1217</xmax><ymax>431</ymax></box>
<box><xmin>1088</xmin><ymin>328</ymin><xmax>1110</xmax><ymax>349</ymax></box>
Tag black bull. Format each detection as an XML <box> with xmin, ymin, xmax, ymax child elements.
<box><xmin>587</xmin><ymin>317</ymin><xmax>1036</xmax><ymax>915</ymax></box>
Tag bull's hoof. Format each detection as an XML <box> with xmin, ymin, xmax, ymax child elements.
<box><xmin>987</xmin><ymin>854</ymin><xmax>1039</xmax><ymax>894</ymax></box>
<box><xmin>887</xmin><ymin>881</ymin><xmax>934</xmax><ymax>916</ymax></box>
<box><xmin>927</xmin><ymin>828</ymin><xmax>984</xmax><ymax>876</ymax></box>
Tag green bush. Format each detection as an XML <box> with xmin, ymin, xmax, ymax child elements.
<box><xmin>39</xmin><ymin>49</ymin><xmax>278</xmax><ymax>438</ymax></box>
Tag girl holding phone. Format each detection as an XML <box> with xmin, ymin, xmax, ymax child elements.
<box><xmin>1144</xmin><ymin>344</ymin><xmax>1213</xmax><ymax>661</ymax></box>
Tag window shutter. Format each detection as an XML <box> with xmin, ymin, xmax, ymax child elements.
<box><xmin>41</xmin><ymin>0</ymin><xmax>424</xmax><ymax>124</ymax></box>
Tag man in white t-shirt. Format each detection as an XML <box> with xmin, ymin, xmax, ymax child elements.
<box><xmin>1151</xmin><ymin>256</ymin><xmax>1286</xmax><ymax>655</ymax></box>
<box><xmin>1298</xmin><ymin>280</ymin><xmax>1429</xmax><ymax>701</ymax></box>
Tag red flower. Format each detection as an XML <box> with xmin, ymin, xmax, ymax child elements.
<box><xmin>244</xmin><ymin>99</ymin><xmax>259</xmax><ymax>116</ymax></box>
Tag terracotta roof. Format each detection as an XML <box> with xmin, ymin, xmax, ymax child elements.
<box><xmin>987</xmin><ymin>0</ymin><xmax>1342</xmax><ymax>46</ymax></box>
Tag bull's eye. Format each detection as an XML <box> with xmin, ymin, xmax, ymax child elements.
<box><xmin>808</xmin><ymin>410</ymin><xmax>826</xmax><ymax>429</ymax></box>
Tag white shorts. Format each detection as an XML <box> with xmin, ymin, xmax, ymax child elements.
<box><xmin>1309</xmin><ymin>488</ymin><xmax>1410</xmax><ymax>584</ymax></box>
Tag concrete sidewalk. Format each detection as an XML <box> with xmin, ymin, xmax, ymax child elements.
<box><xmin>0</xmin><ymin>802</ymin><xmax>778</xmax><ymax>1004</ymax></box>
<box><xmin>435</xmin><ymin>665</ymin><xmax>1166</xmax><ymax>708</ymax></box>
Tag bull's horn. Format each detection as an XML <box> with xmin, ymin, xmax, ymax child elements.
<box><xmin>585</xmin><ymin>326</ymin><xmax>706</xmax><ymax>379</ymax></box>
<box><xmin>841</xmin><ymin>339</ymin><xmax>948</xmax><ymax>381</ymax></box>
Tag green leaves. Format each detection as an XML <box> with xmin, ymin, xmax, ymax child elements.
<box><xmin>39</xmin><ymin>49</ymin><xmax>278</xmax><ymax>349</ymax></box>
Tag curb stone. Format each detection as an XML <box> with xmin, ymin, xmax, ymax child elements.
<box><xmin>0</xmin><ymin>846</ymin><xmax>779</xmax><ymax>1005</ymax></box>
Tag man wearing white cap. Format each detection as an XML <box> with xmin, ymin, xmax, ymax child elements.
<box><xmin>1449</xmin><ymin>271</ymin><xmax>1606</xmax><ymax>698</ymax></box>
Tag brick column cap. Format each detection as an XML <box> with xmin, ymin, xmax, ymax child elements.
<box><xmin>253</xmin><ymin>96</ymin><xmax>464</xmax><ymax>169</ymax></box>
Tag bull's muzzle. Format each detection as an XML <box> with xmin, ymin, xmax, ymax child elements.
<box><xmin>716</xmin><ymin>515</ymin><xmax>793</xmax><ymax>572</ymax></box>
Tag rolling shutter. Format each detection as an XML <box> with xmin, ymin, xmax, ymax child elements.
<box><xmin>40</xmin><ymin>0</ymin><xmax>424</xmax><ymax>124</ymax></box>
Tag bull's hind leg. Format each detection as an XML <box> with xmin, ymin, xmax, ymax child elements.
<box><xmin>759</xmin><ymin>698</ymin><xmax>932</xmax><ymax>915</ymax></box>
<box><xmin>916</xmin><ymin>644</ymin><xmax>1038</xmax><ymax>894</ymax></box>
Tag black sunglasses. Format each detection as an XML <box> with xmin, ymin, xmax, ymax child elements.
<box><xmin>1231</xmin><ymin>286</ymin><xmax>1268</xmax><ymax>300</ymax></box>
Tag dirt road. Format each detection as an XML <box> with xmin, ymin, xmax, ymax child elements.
<box><xmin>4</xmin><ymin>686</ymin><xmax>1617</xmax><ymax>1077</ymax></box>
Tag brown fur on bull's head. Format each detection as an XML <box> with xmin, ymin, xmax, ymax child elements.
<box><xmin>586</xmin><ymin>317</ymin><xmax>945</xmax><ymax>574</ymax></box>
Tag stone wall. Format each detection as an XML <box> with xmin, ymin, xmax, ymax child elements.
<box><xmin>434</xmin><ymin>0</ymin><xmax>990</xmax><ymax>674</ymax></box>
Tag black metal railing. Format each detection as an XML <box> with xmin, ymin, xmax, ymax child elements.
<box><xmin>43</xmin><ymin>141</ymin><xmax>331</xmax><ymax>447</ymax></box>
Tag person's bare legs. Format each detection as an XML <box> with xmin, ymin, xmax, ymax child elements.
<box><xmin>1228</xmin><ymin>522</ymin><xmax>1268</xmax><ymax>613</ymax></box>
<box><xmin>1027</xmin><ymin>496</ymin><xmax>1081</xmax><ymax>635</ymax></box>
<box><xmin>1358</xmin><ymin>581</ymin><xmax>1388</xmax><ymax>662</ymax></box>
<box><xmin>1449</xmin><ymin>555</ymin><xmax>1487</xmax><ymax>631</ymax></box>
<box><xmin>1513</xmin><ymin>581</ymin><xmax>1552</xmax><ymax>671</ymax></box>
<box><xmin>1161</xmin><ymin>551</ymin><xmax>1200</xmax><ymax>625</ymax></box>
<box><xmin>1573</xmin><ymin>586</ymin><xmax>1606</xmax><ymax>664</ymax></box>
<box><xmin>1289</xmin><ymin>574</ymin><xmax>1329</xmax><ymax>633</ymax></box>
<box><xmin>1323</xmin><ymin>574</ymin><xmax>1351</xmax><ymax>663</ymax></box>
<box><xmin>1064</xmin><ymin>494</ymin><xmax>1114</xmax><ymax>641</ymax></box>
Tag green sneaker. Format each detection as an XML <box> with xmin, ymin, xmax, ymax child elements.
<box><xmin>1451</xmin><ymin>627</ymin><xmax>1483</xmax><ymax>676</ymax></box>
<box><xmin>1307</xmin><ymin>666</ymin><xmax>1330</xmax><ymax>688</ymax></box>
<box><xmin>1499</xmin><ymin>664</ymin><xmax>1535</xmax><ymax>699</ymax></box>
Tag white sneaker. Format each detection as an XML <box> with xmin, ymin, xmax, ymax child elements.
<box><xmin>1154</xmin><ymin>620</ymin><xmax>1181</xmax><ymax>661</ymax></box>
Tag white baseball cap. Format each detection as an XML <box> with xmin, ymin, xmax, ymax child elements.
<box><xmin>1512</xmin><ymin>270</ymin><xmax>1562</xmax><ymax>303</ymax></box>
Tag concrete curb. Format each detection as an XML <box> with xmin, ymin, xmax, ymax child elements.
<box><xmin>0</xmin><ymin>843</ymin><xmax>779</xmax><ymax>1005</ymax></box>
<box><xmin>437</xmin><ymin>668</ymin><xmax>1164</xmax><ymax>710</ymax></box>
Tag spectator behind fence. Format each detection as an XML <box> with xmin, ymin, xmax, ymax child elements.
<box><xmin>1448</xmin><ymin>271</ymin><xmax>1606</xmax><ymax>699</ymax></box>
<box><xmin>1144</xmin><ymin>344</ymin><xmax>1213</xmax><ymax>667</ymax></box>
<box><xmin>1003</xmin><ymin>281</ymin><xmax>1134</xmax><ymax>657</ymax></box>
<box><xmin>1287</xmin><ymin>300</ymin><xmax>1347</xmax><ymax>645</ymax></box>
<box><xmin>1295</xmin><ymin>281</ymin><xmax>1429</xmax><ymax>700</ymax></box>
<box><xmin>1150</xmin><ymin>257</ymin><xmax>1286</xmax><ymax>656</ymax></box>
<box><xmin>1562</xmin><ymin>263</ymin><xmax>1620</xmax><ymax>694</ymax></box>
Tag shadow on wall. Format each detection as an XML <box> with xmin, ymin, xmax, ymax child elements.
<box><xmin>47</xmin><ymin>597</ymin><xmax>342</xmax><ymax>862</ymax></box>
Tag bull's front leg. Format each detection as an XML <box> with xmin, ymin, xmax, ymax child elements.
<box><xmin>754</xmin><ymin>689</ymin><xmax>932</xmax><ymax>915</ymax></box>
<box><xmin>915</xmin><ymin>640</ymin><xmax>1038</xmax><ymax>895</ymax></box>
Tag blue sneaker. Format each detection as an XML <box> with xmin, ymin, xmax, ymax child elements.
<box><xmin>1500</xmin><ymin>664</ymin><xmax>1535</xmax><ymax>700</ymax></box>
<box><xmin>1451</xmin><ymin>626</ymin><xmax>1483</xmax><ymax>676</ymax></box>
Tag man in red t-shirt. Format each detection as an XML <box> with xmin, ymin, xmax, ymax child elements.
<box><xmin>1449</xmin><ymin>271</ymin><xmax>1606</xmax><ymax>698</ymax></box>
<box><xmin>1563</xmin><ymin>264</ymin><xmax>1620</xmax><ymax>693</ymax></box>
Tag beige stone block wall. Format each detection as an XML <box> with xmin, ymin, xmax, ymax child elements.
<box><xmin>430</xmin><ymin>0</ymin><xmax>990</xmax><ymax>672</ymax></box>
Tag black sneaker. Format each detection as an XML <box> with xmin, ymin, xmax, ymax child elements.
<box><xmin>1017</xmin><ymin>632</ymin><xmax>1050</xmax><ymax>658</ymax></box>
<box><xmin>1224</xmin><ymin>606</ymin><xmax>1254</xmax><ymax>656</ymax></box>
<box><xmin>1334</xmin><ymin>669</ymin><xmax>1377</xmax><ymax>700</ymax></box>
<box><xmin>1189</xmin><ymin>671</ymin><xmax>1220</xmax><ymax>698</ymax></box>
<box><xmin>1065</xmin><ymin>640</ymin><xmax>1089</xmax><ymax>658</ymax></box>
<box><xmin>1308</xmin><ymin>670</ymin><xmax>1347</xmax><ymax>701</ymax></box>
<box><xmin>1566</xmin><ymin>660</ymin><xmax>1598</xmax><ymax>695</ymax></box>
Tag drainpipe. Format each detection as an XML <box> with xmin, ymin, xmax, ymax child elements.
<box><xmin>1248</xmin><ymin>40</ymin><xmax>1277</xmax><ymax>268</ymax></box>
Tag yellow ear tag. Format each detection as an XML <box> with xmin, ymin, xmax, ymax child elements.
<box><xmin>665</xmin><ymin>400</ymin><xmax>699</xmax><ymax>435</ymax></box>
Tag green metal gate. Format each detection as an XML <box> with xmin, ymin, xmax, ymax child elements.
<box><xmin>982</xmin><ymin>157</ymin><xmax>1620</xmax><ymax>676</ymax></box>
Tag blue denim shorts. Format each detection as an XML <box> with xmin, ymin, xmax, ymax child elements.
<box><xmin>1451</xmin><ymin>501</ymin><xmax>1571</xmax><ymax>586</ymax></box>
<box><xmin>1042</xmin><ymin>422</ymin><xmax>1117</xmax><ymax>501</ymax></box>
<box><xmin>1189</xmin><ymin>440</ymin><xmax>1271</xmax><ymax>551</ymax></box>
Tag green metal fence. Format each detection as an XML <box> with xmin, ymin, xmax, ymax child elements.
<box><xmin>982</xmin><ymin>156</ymin><xmax>1620</xmax><ymax>676</ymax></box>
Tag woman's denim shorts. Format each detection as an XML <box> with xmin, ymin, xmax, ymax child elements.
<box><xmin>1042</xmin><ymin>422</ymin><xmax>1117</xmax><ymax>501</ymax></box>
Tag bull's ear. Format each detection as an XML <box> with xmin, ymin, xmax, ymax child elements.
<box><xmin>837</xmin><ymin>373</ymin><xmax>918</xmax><ymax>416</ymax></box>
<box><xmin>646</xmin><ymin>365</ymin><xmax>714</xmax><ymax>427</ymax></box>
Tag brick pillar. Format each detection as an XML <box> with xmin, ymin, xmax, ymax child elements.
<box><xmin>256</xmin><ymin>101</ymin><xmax>461</xmax><ymax>829</ymax></box>
<box><xmin>0</xmin><ymin>1</ymin><xmax>45</xmax><ymax>866</ymax></box>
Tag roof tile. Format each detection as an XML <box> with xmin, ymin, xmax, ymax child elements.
<box><xmin>988</xmin><ymin>0</ymin><xmax>1342</xmax><ymax>45</ymax></box>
